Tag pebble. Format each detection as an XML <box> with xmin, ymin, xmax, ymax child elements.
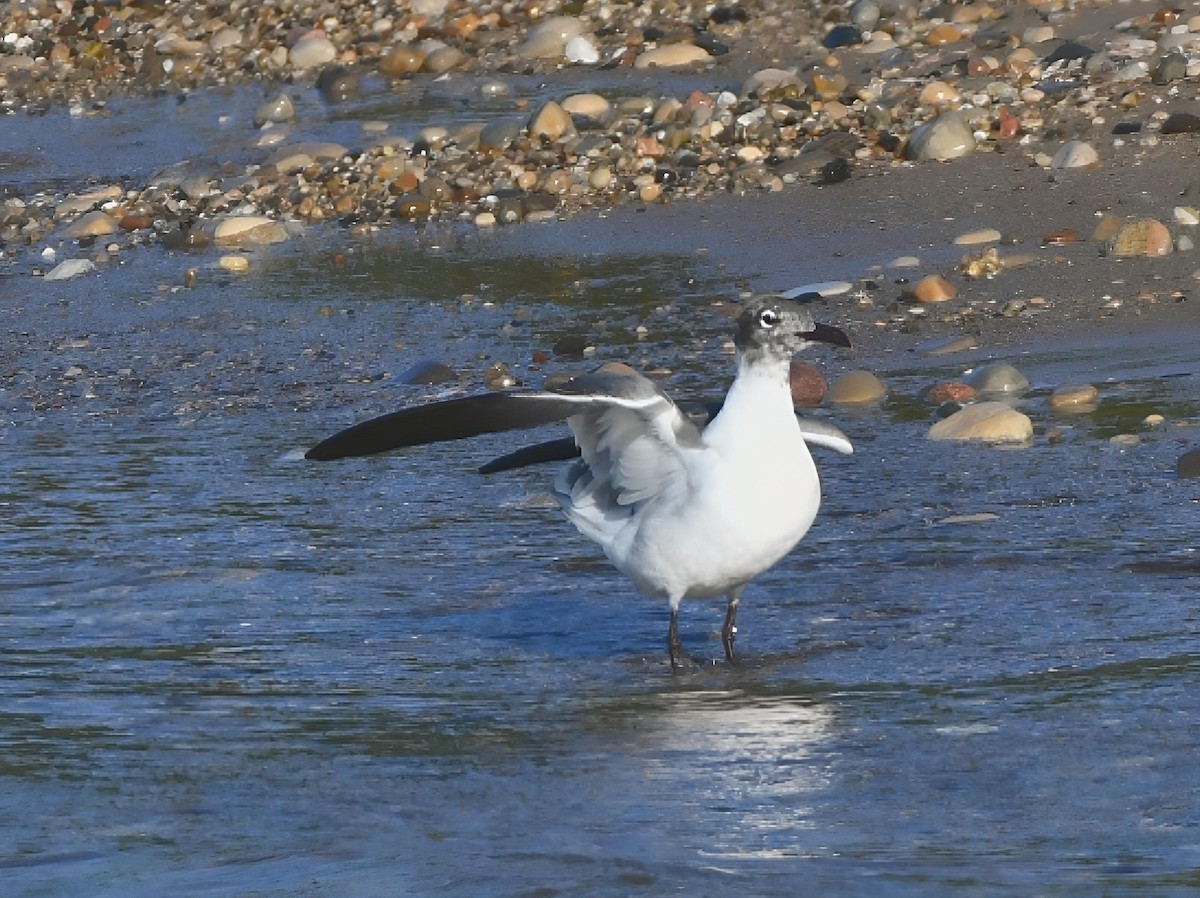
<box><xmin>1043</xmin><ymin>230</ymin><xmax>1079</xmax><ymax>246</ymax></box>
<box><xmin>560</xmin><ymin>93</ymin><xmax>610</xmax><ymax>120</ymax></box>
<box><xmin>253</xmin><ymin>93</ymin><xmax>295</xmax><ymax>128</ymax></box>
<box><xmin>1160</xmin><ymin>112</ymin><xmax>1200</xmax><ymax>135</ymax></box>
<box><xmin>379</xmin><ymin>45</ymin><xmax>425</xmax><ymax>76</ymax></box>
<box><xmin>5</xmin><ymin>0</ymin><xmax>1200</xmax><ymax>267</ymax></box>
<box><xmin>479</xmin><ymin>119</ymin><xmax>521</xmax><ymax>151</ymax></box>
<box><xmin>780</xmin><ymin>281</ymin><xmax>854</xmax><ymax>300</ymax></box>
<box><xmin>918</xmin><ymin>81</ymin><xmax>961</xmax><ymax>108</ymax></box>
<box><xmin>905</xmin><ymin>111</ymin><xmax>976</xmax><ymax>161</ymax></box>
<box><xmin>528</xmin><ymin>101</ymin><xmax>575</xmax><ymax>141</ymax></box>
<box><xmin>964</xmin><ymin>362</ymin><xmax>1030</xmax><ymax>396</ymax></box>
<box><xmin>56</xmin><ymin>186</ymin><xmax>122</xmax><ymax>218</ymax></box>
<box><xmin>400</xmin><ymin>360</ymin><xmax>457</xmax><ymax>385</ymax></box>
<box><xmin>1108</xmin><ymin>220</ymin><xmax>1173</xmax><ymax>257</ymax></box>
<box><xmin>928</xmin><ymin>402</ymin><xmax>1033</xmax><ymax>444</ymax></box>
<box><xmin>1049</xmin><ymin>383</ymin><xmax>1099</xmax><ymax>412</ymax></box>
<box><xmin>1050</xmin><ymin>140</ymin><xmax>1100</xmax><ymax>169</ymax></box>
<box><xmin>789</xmin><ymin>361</ymin><xmax>828</xmax><ymax>407</ymax></box>
<box><xmin>44</xmin><ymin>258</ymin><xmax>97</xmax><ymax>281</ymax></box>
<box><xmin>211</xmin><ymin>216</ymin><xmax>293</xmax><ymax>246</ymax></box>
<box><xmin>289</xmin><ymin>35</ymin><xmax>337</xmax><ymax>70</ymax></box>
<box><xmin>516</xmin><ymin>16</ymin><xmax>586</xmax><ymax>59</ymax></box>
<box><xmin>1177</xmin><ymin>449</ymin><xmax>1200</xmax><ymax>478</ymax></box>
<box><xmin>1175</xmin><ymin>207</ymin><xmax>1200</xmax><ymax>226</ymax></box>
<box><xmin>218</xmin><ymin>254</ymin><xmax>249</xmax><ymax>273</ymax></box>
<box><xmin>827</xmin><ymin>370</ymin><xmax>887</xmax><ymax>405</ymax></box>
<box><xmin>1092</xmin><ymin>216</ymin><xmax>1123</xmax><ymax>243</ymax></box>
<box><xmin>907</xmin><ymin>274</ymin><xmax>958</xmax><ymax>303</ymax></box>
<box><xmin>918</xmin><ymin>335</ymin><xmax>978</xmax><ymax>356</ymax></box>
<box><xmin>564</xmin><ymin>36</ymin><xmax>599</xmax><ymax>65</ymax></box>
<box><xmin>634</xmin><ymin>44</ymin><xmax>711</xmax><ymax>69</ymax></box>
<box><xmin>1109</xmin><ymin>433</ymin><xmax>1141</xmax><ymax>448</ymax></box>
<box><xmin>925</xmin><ymin>382</ymin><xmax>977</xmax><ymax>405</ymax></box>
<box><xmin>62</xmin><ymin>210</ymin><xmax>117</xmax><ymax>239</ymax></box>
<box><xmin>953</xmin><ymin>228</ymin><xmax>1002</xmax><ymax>246</ymax></box>
<box><xmin>1153</xmin><ymin>53</ymin><xmax>1188</xmax><ymax>85</ymax></box>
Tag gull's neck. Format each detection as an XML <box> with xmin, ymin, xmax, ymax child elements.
<box><xmin>704</xmin><ymin>349</ymin><xmax>797</xmax><ymax>445</ymax></box>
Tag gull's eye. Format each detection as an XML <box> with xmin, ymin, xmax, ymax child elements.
<box><xmin>759</xmin><ymin>308</ymin><xmax>781</xmax><ymax>328</ymax></box>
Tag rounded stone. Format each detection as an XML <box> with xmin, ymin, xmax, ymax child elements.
<box><xmin>44</xmin><ymin>258</ymin><xmax>97</xmax><ymax>281</ymax></box>
<box><xmin>289</xmin><ymin>35</ymin><xmax>337</xmax><ymax>70</ymax></box>
<box><xmin>316</xmin><ymin>65</ymin><xmax>359</xmax><ymax>103</ymax></box>
<box><xmin>254</xmin><ymin>93</ymin><xmax>295</xmax><ymax>128</ymax></box>
<box><xmin>906</xmin><ymin>274</ymin><xmax>957</xmax><ymax>303</ymax></box>
<box><xmin>925</xmin><ymin>382</ymin><xmax>977</xmax><ymax>405</ymax></box>
<box><xmin>925</xmin><ymin>24</ymin><xmax>963</xmax><ymax>46</ymax></box>
<box><xmin>379</xmin><ymin>45</ymin><xmax>425</xmax><ymax>76</ymax></box>
<box><xmin>564</xmin><ymin>35</ymin><xmax>599</xmax><ymax>64</ymax></box>
<box><xmin>827</xmin><ymin>370</ymin><xmax>887</xmax><ymax>405</ymax></box>
<box><xmin>210</xmin><ymin>27</ymin><xmax>243</xmax><ymax>52</ymax></box>
<box><xmin>218</xmin><ymin>254</ymin><xmax>249</xmax><ymax>273</ymax></box>
<box><xmin>954</xmin><ymin>228</ymin><xmax>1002</xmax><ymax>246</ymax></box>
<box><xmin>528</xmin><ymin>100</ymin><xmax>575</xmax><ymax>141</ymax></box>
<box><xmin>1049</xmin><ymin>382</ymin><xmax>1099</xmax><ymax>412</ymax></box>
<box><xmin>394</xmin><ymin>194</ymin><xmax>432</xmax><ymax>219</ymax></box>
<box><xmin>424</xmin><ymin>46</ymin><xmax>465</xmax><ymax>74</ymax></box>
<box><xmin>516</xmin><ymin>16</ymin><xmax>587</xmax><ymax>59</ymax></box>
<box><xmin>964</xmin><ymin>362</ymin><xmax>1030</xmax><ymax>396</ymax></box>
<box><xmin>634</xmin><ymin>43</ymin><xmax>711</xmax><ymax>69</ymax></box>
<box><xmin>905</xmin><ymin>111</ymin><xmax>976</xmax><ymax>161</ymax></box>
<box><xmin>1108</xmin><ymin>220</ymin><xmax>1173</xmax><ymax>257</ymax></box>
<box><xmin>561</xmin><ymin>93</ymin><xmax>611</xmax><ymax>120</ymax></box>
<box><xmin>919</xmin><ymin>81</ymin><xmax>961</xmax><ymax>107</ymax></box>
<box><xmin>789</xmin><ymin>361</ymin><xmax>828</xmax><ymax>407</ymax></box>
<box><xmin>212</xmin><ymin>216</ymin><xmax>292</xmax><ymax>246</ymax></box>
<box><xmin>478</xmin><ymin>119</ymin><xmax>522</xmax><ymax>151</ymax></box>
<box><xmin>1050</xmin><ymin>140</ymin><xmax>1099</xmax><ymax>169</ymax></box>
<box><xmin>63</xmin><ymin>210</ymin><xmax>117</xmax><ymax>238</ymax></box>
<box><xmin>928</xmin><ymin>402</ymin><xmax>1033</xmax><ymax>443</ymax></box>
<box><xmin>1161</xmin><ymin>112</ymin><xmax>1200</xmax><ymax>135</ymax></box>
<box><xmin>1177</xmin><ymin>449</ymin><xmax>1200</xmax><ymax>478</ymax></box>
<box><xmin>741</xmin><ymin>68</ymin><xmax>805</xmax><ymax>99</ymax></box>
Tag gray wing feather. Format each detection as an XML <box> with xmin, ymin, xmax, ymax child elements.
<box><xmin>550</xmin><ymin>365</ymin><xmax>700</xmax><ymax>528</ymax></box>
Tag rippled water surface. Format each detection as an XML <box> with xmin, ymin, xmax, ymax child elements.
<box><xmin>4</xmin><ymin>90</ymin><xmax>1200</xmax><ymax>898</ymax></box>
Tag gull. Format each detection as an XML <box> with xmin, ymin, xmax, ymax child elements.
<box><xmin>307</xmin><ymin>298</ymin><xmax>852</xmax><ymax>668</ymax></box>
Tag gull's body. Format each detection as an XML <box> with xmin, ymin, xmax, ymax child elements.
<box><xmin>306</xmin><ymin>298</ymin><xmax>851</xmax><ymax>667</ymax></box>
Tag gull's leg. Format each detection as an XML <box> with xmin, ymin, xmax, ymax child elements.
<box><xmin>668</xmin><ymin>602</ymin><xmax>686</xmax><ymax>670</ymax></box>
<box><xmin>722</xmin><ymin>587</ymin><xmax>744</xmax><ymax>664</ymax></box>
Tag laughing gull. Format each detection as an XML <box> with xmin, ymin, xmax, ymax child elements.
<box><xmin>307</xmin><ymin>298</ymin><xmax>852</xmax><ymax>667</ymax></box>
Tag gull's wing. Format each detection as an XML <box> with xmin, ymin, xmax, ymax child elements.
<box><xmin>304</xmin><ymin>391</ymin><xmax>581</xmax><ymax>461</ymax></box>
<box><xmin>478</xmin><ymin>412</ymin><xmax>853</xmax><ymax>474</ymax></box>
<box><xmin>795</xmin><ymin>417</ymin><xmax>854</xmax><ymax>455</ymax></box>
<box><xmin>304</xmin><ymin>363</ymin><xmax>702</xmax><ymax>469</ymax></box>
<box><xmin>547</xmin><ymin>364</ymin><xmax>703</xmax><ymax>543</ymax></box>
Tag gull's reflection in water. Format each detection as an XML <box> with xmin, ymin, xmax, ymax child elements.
<box><xmin>619</xmin><ymin>689</ymin><xmax>835</xmax><ymax>862</ymax></box>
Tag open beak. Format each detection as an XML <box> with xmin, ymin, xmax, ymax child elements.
<box><xmin>800</xmin><ymin>322</ymin><xmax>851</xmax><ymax>348</ymax></box>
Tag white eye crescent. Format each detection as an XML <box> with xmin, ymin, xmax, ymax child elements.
<box><xmin>759</xmin><ymin>308</ymin><xmax>781</xmax><ymax>328</ymax></box>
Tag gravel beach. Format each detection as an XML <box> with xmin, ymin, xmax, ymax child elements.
<box><xmin>3</xmin><ymin>0</ymin><xmax>1200</xmax><ymax>323</ymax></box>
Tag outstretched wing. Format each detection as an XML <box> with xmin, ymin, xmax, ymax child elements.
<box><xmin>546</xmin><ymin>363</ymin><xmax>703</xmax><ymax>544</ymax></box>
<box><xmin>304</xmin><ymin>363</ymin><xmax>702</xmax><ymax>475</ymax></box>
<box><xmin>304</xmin><ymin>391</ymin><xmax>580</xmax><ymax>461</ymax></box>
<box><xmin>478</xmin><ymin>412</ymin><xmax>853</xmax><ymax>474</ymax></box>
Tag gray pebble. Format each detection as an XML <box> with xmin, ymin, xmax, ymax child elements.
<box><xmin>964</xmin><ymin>362</ymin><xmax>1030</xmax><ymax>396</ymax></box>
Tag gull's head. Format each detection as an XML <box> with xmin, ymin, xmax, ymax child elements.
<box><xmin>735</xmin><ymin>297</ymin><xmax>851</xmax><ymax>362</ymax></box>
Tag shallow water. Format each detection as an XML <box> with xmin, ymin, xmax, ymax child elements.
<box><xmin>4</xmin><ymin>84</ymin><xmax>1200</xmax><ymax>898</ymax></box>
